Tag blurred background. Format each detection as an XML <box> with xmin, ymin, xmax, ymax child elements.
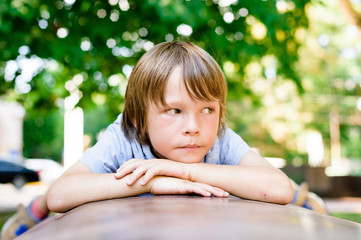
<box><xmin>0</xmin><ymin>0</ymin><xmax>361</xmax><ymax>223</ymax></box>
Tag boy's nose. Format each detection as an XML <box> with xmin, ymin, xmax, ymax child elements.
<box><xmin>183</xmin><ymin>114</ymin><xmax>200</xmax><ymax>136</ymax></box>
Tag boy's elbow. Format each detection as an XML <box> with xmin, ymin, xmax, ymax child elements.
<box><xmin>47</xmin><ymin>187</ymin><xmax>68</xmax><ymax>213</ymax></box>
<box><xmin>272</xmin><ymin>176</ymin><xmax>294</xmax><ymax>205</ymax></box>
<box><xmin>277</xmin><ymin>186</ymin><xmax>294</xmax><ymax>205</ymax></box>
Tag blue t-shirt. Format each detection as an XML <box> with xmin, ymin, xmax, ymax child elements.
<box><xmin>80</xmin><ymin>114</ymin><xmax>250</xmax><ymax>173</ymax></box>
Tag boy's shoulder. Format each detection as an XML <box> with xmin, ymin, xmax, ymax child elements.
<box><xmin>218</xmin><ymin>127</ymin><xmax>239</xmax><ymax>143</ymax></box>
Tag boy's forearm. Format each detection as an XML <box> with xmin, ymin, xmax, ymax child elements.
<box><xmin>187</xmin><ymin>163</ymin><xmax>293</xmax><ymax>204</ymax></box>
<box><xmin>47</xmin><ymin>173</ymin><xmax>151</xmax><ymax>213</ymax></box>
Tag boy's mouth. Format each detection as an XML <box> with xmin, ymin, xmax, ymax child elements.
<box><xmin>179</xmin><ymin>144</ymin><xmax>200</xmax><ymax>151</ymax></box>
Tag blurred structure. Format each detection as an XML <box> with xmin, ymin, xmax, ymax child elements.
<box><xmin>63</xmin><ymin>96</ymin><xmax>84</xmax><ymax>170</ymax></box>
<box><xmin>25</xmin><ymin>158</ymin><xmax>64</xmax><ymax>184</ymax></box>
<box><xmin>306</xmin><ymin>131</ymin><xmax>324</xmax><ymax>167</ymax></box>
<box><xmin>0</xmin><ymin>100</ymin><xmax>25</xmax><ymax>164</ymax></box>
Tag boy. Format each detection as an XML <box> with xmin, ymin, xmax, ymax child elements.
<box><xmin>1</xmin><ymin>41</ymin><xmax>294</xmax><ymax>239</ymax></box>
<box><xmin>46</xmin><ymin>41</ymin><xmax>293</xmax><ymax>212</ymax></box>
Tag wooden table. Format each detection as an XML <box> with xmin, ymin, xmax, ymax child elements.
<box><xmin>17</xmin><ymin>195</ymin><xmax>361</xmax><ymax>240</ymax></box>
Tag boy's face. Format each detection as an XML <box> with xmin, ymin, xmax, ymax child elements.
<box><xmin>147</xmin><ymin>67</ymin><xmax>220</xmax><ymax>163</ymax></box>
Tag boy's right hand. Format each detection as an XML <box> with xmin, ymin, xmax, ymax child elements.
<box><xmin>115</xmin><ymin>158</ymin><xmax>189</xmax><ymax>185</ymax></box>
<box><xmin>149</xmin><ymin>176</ymin><xmax>229</xmax><ymax>198</ymax></box>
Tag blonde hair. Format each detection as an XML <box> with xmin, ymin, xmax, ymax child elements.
<box><xmin>122</xmin><ymin>41</ymin><xmax>227</xmax><ymax>145</ymax></box>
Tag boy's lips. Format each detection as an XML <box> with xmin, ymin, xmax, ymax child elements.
<box><xmin>179</xmin><ymin>144</ymin><xmax>200</xmax><ymax>151</ymax></box>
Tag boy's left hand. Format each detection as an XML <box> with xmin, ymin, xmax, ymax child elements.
<box><xmin>115</xmin><ymin>158</ymin><xmax>190</xmax><ymax>186</ymax></box>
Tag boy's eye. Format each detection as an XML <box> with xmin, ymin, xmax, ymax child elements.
<box><xmin>166</xmin><ymin>109</ymin><xmax>181</xmax><ymax>114</ymax></box>
<box><xmin>202</xmin><ymin>108</ymin><xmax>213</xmax><ymax>114</ymax></box>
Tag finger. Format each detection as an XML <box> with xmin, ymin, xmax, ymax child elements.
<box><xmin>210</xmin><ymin>187</ymin><xmax>229</xmax><ymax>198</ymax></box>
<box><xmin>192</xmin><ymin>187</ymin><xmax>212</xmax><ymax>197</ymax></box>
<box><xmin>116</xmin><ymin>159</ymin><xmax>139</xmax><ymax>173</ymax></box>
<box><xmin>140</xmin><ymin>167</ymin><xmax>159</xmax><ymax>185</ymax></box>
<box><xmin>115</xmin><ymin>166</ymin><xmax>135</xmax><ymax>179</ymax></box>
<box><xmin>184</xmin><ymin>183</ymin><xmax>212</xmax><ymax>197</ymax></box>
<box><xmin>207</xmin><ymin>187</ymin><xmax>227</xmax><ymax>197</ymax></box>
<box><xmin>197</xmin><ymin>183</ymin><xmax>229</xmax><ymax>198</ymax></box>
<box><xmin>214</xmin><ymin>190</ymin><xmax>229</xmax><ymax>198</ymax></box>
<box><xmin>115</xmin><ymin>160</ymin><xmax>141</xmax><ymax>179</ymax></box>
<box><xmin>126</xmin><ymin>166</ymin><xmax>150</xmax><ymax>185</ymax></box>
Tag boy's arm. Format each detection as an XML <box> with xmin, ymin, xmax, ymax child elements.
<box><xmin>187</xmin><ymin>150</ymin><xmax>293</xmax><ymax>204</ymax></box>
<box><xmin>47</xmin><ymin>161</ymin><xmax>228</xmax><ymax>213</ymax></box>
<box><xmin>116</xmin><ymin>150</ymin><xmax>293</xmax><ymax>204</ymax></box>
<box><xmin>47</xmin><ymin>161</ymin><xmax>149</xmax><ymax>212</ymax></box>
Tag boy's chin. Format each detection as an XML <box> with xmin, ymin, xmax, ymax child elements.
<box><xmin>170</xmin><ymin>155</ymin><xmax>204</xmax><ymax>164</ymax></box>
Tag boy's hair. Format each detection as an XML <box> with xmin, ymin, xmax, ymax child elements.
<box><xmin>122</xmin><ymin>41</ymin><xmax>227</xmax><ymax>145</ymax></box>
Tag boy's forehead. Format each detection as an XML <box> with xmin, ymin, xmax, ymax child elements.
<box><xmin>164</xmin><ymin>67</ymin><xmax>198</xmax><ymax>101</ymax></box>
<box><xmin>150</xmin><ymin>65</ymin><xmax>220</xmax><ymax>106</ymax></box>
<box><xmin>166</xmin><ymin>67</ymin><xmax>184</xmax><ymax>90</ymax></box>
<box><xmin>149</xmin><ymin>71</ymin><xmax>182</xmax><ymax>106</ymax></box>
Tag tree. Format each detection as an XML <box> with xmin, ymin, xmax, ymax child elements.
<box><xmin>0</xmin><ymin>0</ymin><xmax>310</xmax><ymax>115</ymax></box>
<box><xmin>339</xmin><ymin>0</ymin><xmax>361</xmax><ymax>36</ymax></box>
<box><xmin>0</xmin><ymin>0</ymin><xmax>312</xmax><ymax>161</ymax></box>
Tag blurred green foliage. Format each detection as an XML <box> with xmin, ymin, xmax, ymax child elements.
<box><xmin>332</xmin><ymin>212</ymin><xmax>361</xmax><ymax>224</ymax></box>
<box><xmin>23</xmin><ymin>109</ymin><xmax>64</xmax><ymax>161</ymax></box>
<box><xmin>0</xmin><ymin>0</ymin><xmax>310</xmax><ymax>109</ymax></box>
<box><xmin>1</xmin><ymin>0</ymin><xmax>361</xmax><ymax>171</ymax></box>
<box><xmin>0</xmin><ymin>0</ymin><xmax>310</xmax><ymax>162</ymax></box>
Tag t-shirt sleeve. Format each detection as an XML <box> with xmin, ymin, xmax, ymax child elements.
<box><xmin>219</xmin><ymin>128</ymin><xmax>251</xmax><ymax>165</ymax></box>
<box><xmin>79</xmin><ymin>115</ymin><xmax>130</xmax><ymax>173</ymax></box>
